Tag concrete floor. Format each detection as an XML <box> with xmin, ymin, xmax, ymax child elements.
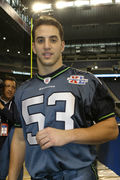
<box><xmin>97</xmin><ymin>161</ymin><xmax>120</xmax><ymax>180</ymax></box>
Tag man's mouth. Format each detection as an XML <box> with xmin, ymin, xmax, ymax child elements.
<box><xmin>7</xmin><ymin>92</ymin><xmax>13</xmax><ymax>96</ymax></box>
<box><xmin>43</xmin><ymin>52</ymin><xmax>53</xmax><ymax>58</ymax></box>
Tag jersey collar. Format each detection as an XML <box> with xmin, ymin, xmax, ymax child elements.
<box><xmin>36</xmin><ymin>65</ymin><xmax>70</xmax><ymax>81</ymax></box>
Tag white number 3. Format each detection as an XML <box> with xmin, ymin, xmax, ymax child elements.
<box><xmin>22</xmin><ymin>92</ymin><xmax>75</xmax><ymax>145</ymax></box>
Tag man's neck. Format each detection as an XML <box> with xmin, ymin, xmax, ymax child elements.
<box><xmin>38</xmin><ymin>64</ymin><xmax>63</xmax><ymax>76</ymax></box>
<box><xmin>37</xmin><ymin>58</ymin><xmax>63</xmax><ymax>76</ymax></box>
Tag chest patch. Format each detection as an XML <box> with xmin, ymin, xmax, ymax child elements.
<box><xmin>67</xmin><ymin>75</ymin><xmax>88</xmax><ymax>85</ymax></box>
<box><xmin>44</xmin><ymin>77</ymin><xmax>51</xmax><ymax>84</ymax></box>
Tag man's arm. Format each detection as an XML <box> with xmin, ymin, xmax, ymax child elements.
<box><xmin>8</xmin><ymin>128</ymin><xmax>26</xmax><ymax>180</ymax></box>
<box><xmin>36</xmin><ymin>117</ymin><xmax>119</xmax><ymax>150</ymax></box>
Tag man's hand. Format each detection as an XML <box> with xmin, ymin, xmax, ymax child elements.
<box><xmin>36</xmin><ymin>127</ymin><xmax>70</xmax><ymax>150</ymax></box>
<box><xmin>36</xmin><ymin>117</ymin><xmax>119</xmax><ymax>150</ymax></box>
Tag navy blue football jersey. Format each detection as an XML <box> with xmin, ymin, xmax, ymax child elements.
<box><xmin>14</xmin><ymin>65</ymin><xmax>115</xmax><ymax>178</ymax></box>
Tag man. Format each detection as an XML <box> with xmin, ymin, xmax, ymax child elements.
<box><xmin>8</xmin><ymin>16</ymin><xmax>118</xmax><ymax>180</ymax></box>
<box><xmin>0</xmin><ymin>76</ymin><xmax>23</xmax><ymax>180</ymax></box>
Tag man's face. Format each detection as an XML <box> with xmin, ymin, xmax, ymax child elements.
<box><xmin>32</xmin><ymin>25</ymin><xmax>65</xmax><ymax>68</ymax></box>
<box><xmin>3</xmin><ymin>80</ymin><xmax>16</xmax><ymax>101</ymax></box>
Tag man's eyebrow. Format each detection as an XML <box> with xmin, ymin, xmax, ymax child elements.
<box><xmin>36</xmin><ymin>35</ymin><xmax>58</xmax><ymax>39</ymax></box>
<box><xmin>36</xmin><ymin>36</ymin><xmax>44</xmax><ymax>39</ymax></box>
<box><xmin>50</xmin><ymin>35</ymin><xmax>58</xmax><ymax>39</ymax></box>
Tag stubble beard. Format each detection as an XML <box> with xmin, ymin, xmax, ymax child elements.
<box><xmin>37</xmin><ymin>52</ymin><xmax>62</xmax><ymax>67</ymax></box>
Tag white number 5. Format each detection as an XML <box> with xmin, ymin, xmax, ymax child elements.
<box><xmin>22</xmin><ymin>92</ymin><xmax>75</xmax><ymax>145</ymax></box>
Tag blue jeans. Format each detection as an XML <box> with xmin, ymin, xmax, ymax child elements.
<box><xmin>0</xmin><ymin>127</ymin><xmax>23</xmax><ymax>180</ymax></box>
<box><xmin>31</xmin><ymin>163</ymin><xmax>98</xmax><ymax>180</ymax></box>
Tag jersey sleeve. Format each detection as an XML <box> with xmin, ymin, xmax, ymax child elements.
<box><xmin>14</xmin><ymin>91</ymin><xmax>22</xmax><ymax>128</ymax></box>
<box><xmin>91</xmin><ymin>79</ymin><xmax>115</xmax><ymax>123</ymax></box>
<box><xmin>13</xmin><ymin>102</ymin><xmax>22</xmax><ymax>128</ymax></box>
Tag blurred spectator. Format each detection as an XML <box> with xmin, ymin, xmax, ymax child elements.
<box><xmin>0</xmin><ymin>76</ymin><xmax>23</xmax><ymax>180</ymax></box>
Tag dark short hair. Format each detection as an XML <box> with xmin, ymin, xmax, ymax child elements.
<box><xmin>32</xmin><ymin>15</ymin><xmax>64</xmax><ymax>42</ymax></box>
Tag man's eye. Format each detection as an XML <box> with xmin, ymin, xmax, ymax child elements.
<box><xmin>37</xmin><ymin>39</ymin><xmax>44</xmax><ymax>43</ymax></box>
<box><xmin>12</xmin><ymin>86</ymin><xmax>16</xmax><ymax>90</ymax></box>
<box><xmin>5</xmin><ymin>85</ymin><xmax>10</xmax><ymax>88</ymax></box>
<box><xmin>50</xmin><ymin>38</ymin><xmax>57</xmax><ymax>43</ymax></box>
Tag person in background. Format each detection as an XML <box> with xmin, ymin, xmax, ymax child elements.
<box><xmin>0</xmin><ymin>79</ymin><xmax>3</xmax><ymax>95</ymax></box>
<box><xmin>0</xmin><ymin>76</ymin><xmax>23</xmax><ymax>180</ymax></box>
<box><xmin>8</xmin><ymin>16</ymin><xmax>118</xmax><ymax>180</ymax></box>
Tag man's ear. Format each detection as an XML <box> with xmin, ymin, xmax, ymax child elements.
<box><xmin>61</xmin><ymin>41</ymin><xmax>65</xmax><ymax>53</ymax></box>
<box><xmin>32</xmin><ymin>42</ymin><xmax>36</xmax><ymax>54</ymax></box>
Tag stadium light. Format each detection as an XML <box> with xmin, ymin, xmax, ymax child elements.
<box><xmin>116</xmin><ymin>0</ymin><xmax>120</xmax><ymax>3</ymax></box>
<box><xmin>12</xmin><ymin>71</ymin><xmax>30</xmax><ymax>75</ymax></box>
<box><xmin>74</xmin><ymin>0</ymin><xmax>90</xmax><ymax>6</ymax></box>
<box><xmin>95</xmin><ymin>74</ymin><xmax>120</xmax><ymax>77</ymax></box>
<box><xmin>90</xmin><ymin>0</ymin><xmax>112</xmax><ymax>5</ymax></box>
<box><xmin>32</xmin><ymin>3</ymin><xmax>51</xmax><ymax>12</ymax></box>
<box><xmin>56</xmin><ymin>1</ymin><xmax>74</xmax><ymax>9</ymax></box>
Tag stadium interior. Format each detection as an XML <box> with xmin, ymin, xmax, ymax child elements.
<box><xmin>0</xmin><ymin>0</ymin><xmax>120</xmax><ymax>179</ymax></box>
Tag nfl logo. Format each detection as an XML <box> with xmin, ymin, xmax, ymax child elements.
<box><xmin>67</xmin><ymin>75</ymin><xmax>88</xmax><ymax>85</ymax></box>
<box><xmin>44</xmin><ymin>77</ymin><xmax>51</xmax><ymax>84</ymax></box>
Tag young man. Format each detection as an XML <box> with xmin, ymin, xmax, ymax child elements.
<box><xmin>0</xmin><ymin>76</ymin><xmax>23</xmax><ymax>180</ymax></box>
<box><xmin>8</xmin><ymin>16</ymin><xmax>118</xmax><ymax>180</ymax></box>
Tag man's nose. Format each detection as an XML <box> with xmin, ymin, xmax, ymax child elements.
<box><xmin>8</xmin><ymin>86</ymin><xmax>12</xmax><ymax>90</ymax></box>
<box><xmin>44</xmin><ymin>39</ymin><xmax>51</xmax><ymax>49</ymax></box>
<box><xmin>8</xmin><ymin>86</ymin><xmax>14</xmax><ymax>91</ymax></box>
